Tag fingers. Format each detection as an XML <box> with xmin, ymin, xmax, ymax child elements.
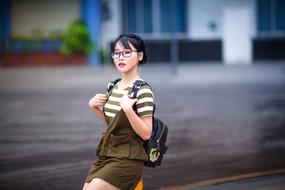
<box><xmin>95</xmin><ymin>94</ymin><xmax>107</xmax><ymax>104</ymax></box>
<box><xmin>96</xmin><ymin>93</ymin><xmax>107</xmax><ymax>99</ymax></box>
<box><xmin>89</xmin><ymin>93</ymin><xmax>108</xmax><ymax>108</ymax></box>
<box><xmin>96</xmin><ymin>100</ymin><xmax>106</xmax><ymax>105</ymax></box>
<box><xmin>128</xmin><ymin>92</ymin><xmax>136</xmax><ymax>99</ymax></box>
<box><xmin>97</xmin><ymin>96</ymin><xmax>107</xmax><ymax>101</ymax></box>
<box><xmin>94</xmin><ymin>94</ymin><xmax>107</xmax><ymax>102</ymax></box>
<box><xmin>119</xmin><ymin>93</ymin><xmax>137</xmax><ymax>110</ymax></box>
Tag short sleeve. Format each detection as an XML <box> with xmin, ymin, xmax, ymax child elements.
<box><xmin>136</xmin><ymin>85</ymin><xmax>154</xmax><ymax>117</ymax></box>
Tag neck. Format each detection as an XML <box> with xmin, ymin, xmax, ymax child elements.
<box><xmin>121</xmin><ymin>66</ymin><xmax>140</xmax><ymax>85</ymax></box>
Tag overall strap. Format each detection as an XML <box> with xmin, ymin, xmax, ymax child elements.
<box><xmin>104</xmin><ymin>78</ymin><xmax>121</xmax><ymax>120</ymax></box>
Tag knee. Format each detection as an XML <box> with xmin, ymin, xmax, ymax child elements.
<box><xmin>82</xmin><ymin>182</ymin><xmax>89</xmax><ymax>190</ymax></box>
<box><xmin>87</xmin><ymin>178</ymin><xmax>120</xmax><ymax>190</ymax></box>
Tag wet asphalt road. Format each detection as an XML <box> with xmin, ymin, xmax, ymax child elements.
<box><xmin>0</xmin><ymin>63</ymin><xmax>285</xmax><ymax>190</ymax></box>
<box><xmin>182</xmin><ymin>173</ymin><xmax>285</xmax><ymax>190</ymax></box>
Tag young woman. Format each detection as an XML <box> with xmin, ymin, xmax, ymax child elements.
<box><xmin>83</xmin><ymin>34</ymin><xmax>154</xmax><ymax>190</ymax></box>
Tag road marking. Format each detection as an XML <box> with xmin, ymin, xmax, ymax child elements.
<box><xmin>162</xmin><ymin>168</ymin><xmax>285</xmax><ymax>190</ymax></box>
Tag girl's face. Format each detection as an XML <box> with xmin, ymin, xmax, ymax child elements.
<box><xmin>112</xmin><ymin>41</ymin><xmax>143</xmax><ymax>74</ymax></box>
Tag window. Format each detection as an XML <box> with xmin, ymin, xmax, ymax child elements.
<box><xmin>122</xmin><ymin>0</ymin><xmax>187</xmax><ymax>35</ymax></box>
<box><xmin>257</xmin><ymin>0</ymin><xmax>285</xmax><ymax>34</ymax></box>
<box><xmin>160</xmin><ymin>0</ymin><xmax>187</xmax><ymax>33</ymax></box>
<box><xmin>123</xmin><ymin>0</ymin><xmax>152</xmax><ymax>33</ymax></box>
<box><xmin>275</xmin><ymin>0</ymin><xmax>285</xmax><ymax>31</ymax></box>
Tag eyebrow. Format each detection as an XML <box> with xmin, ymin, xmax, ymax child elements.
<box><xmin>114</xmin><ymin>48</ymin><xmax>131</xmax><ymax>51</ymax></box>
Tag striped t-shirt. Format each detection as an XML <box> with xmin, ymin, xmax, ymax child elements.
<box><xmin>104</xmin><ymin>80</ymin><xmax>154</xmax><ymax>121</ymax></box>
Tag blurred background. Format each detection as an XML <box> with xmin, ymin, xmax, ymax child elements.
<box><xmin>0</xmin><ymin>0</ymin><xmax>285</xmax><ymax>190</ymax></box>
<box><xmin>1</xmin><ymin>0</ymin><xmax>285</xmax><ymax>66</ymax></box>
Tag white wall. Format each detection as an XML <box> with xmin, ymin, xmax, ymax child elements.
<box><xmin>188</xmin><ymin>0</ymin><xmax>256</xmax><ymax>40</ymax></box>
<box><xmin>11</xmin><ymin>0</ymin><xmax>80</xmax><ymax>38</ymax></box>
<box><xmin>223</xmin><ymin>7</ymin><xmax>252</xmax><ymax>64</ymax></box>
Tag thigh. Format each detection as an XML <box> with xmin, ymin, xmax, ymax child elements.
<box><xmin>87</xmin><ymin>178</ymin><xmax>120</xmax><ymax>190</ymax></box>
<box><xmin>82</xmin><ymin>182</ymin><xmax>89</xmax><ymax>190</ymax></box>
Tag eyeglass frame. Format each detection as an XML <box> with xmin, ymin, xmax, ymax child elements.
<box><xmin>111</xmin><ymin>49</ymin><xmax>138</xmax><ymax>59</ymax></box>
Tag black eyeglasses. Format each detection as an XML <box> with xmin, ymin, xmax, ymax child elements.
<box><xmin>111</xmin><ymin>49</ymin><xmax>138</xmax><ymax>59</ymax></box>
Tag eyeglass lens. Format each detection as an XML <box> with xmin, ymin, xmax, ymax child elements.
<box><xmin>112</xmin><ymin>50</ymin><xmax>132</xmax><ymax>58</ymax></box>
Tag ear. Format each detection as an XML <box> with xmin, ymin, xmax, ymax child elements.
<box><xmin>138</xmin><ymin>52</ymin><xmax>144</xmax><ymax>61</ymax></box>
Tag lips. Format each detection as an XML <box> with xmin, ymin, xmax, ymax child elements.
<box><xmin>118</xmin><ymin>63</ymin><xmax>126</xmax><ymax>68</ymax></box>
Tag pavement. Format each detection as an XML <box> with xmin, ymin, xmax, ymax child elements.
<box><xmin>0</xmin><ymin>62</ymin><xmax>285</xmax><ymax>190</ymax></box>
<box><xmin>163</xmin><ymin>169</ymin><xmax>285</xmax><ymax>190</ymax></box>
<box><xmin>181</xmin><ymin>173</ymin><xmax>285</xmax><ymax>190</ymax></box>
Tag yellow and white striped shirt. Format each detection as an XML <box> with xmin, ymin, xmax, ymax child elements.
<box><xmin>104</xmin><ymin>81</ymin><xmax>154</xmax><ymax>121</ymax></box>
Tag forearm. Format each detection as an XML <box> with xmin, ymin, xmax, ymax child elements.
<box><xmin>124</xmin><ymin>108</ymin><xmax>152</xmax><ymax>140</ymax></box>
<box><xmin>91</xmin><ymin>107</ymin><xmax>106</xmax><ymax>124</ymax></box>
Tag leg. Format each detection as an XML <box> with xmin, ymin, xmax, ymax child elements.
<box><xmin>82</xmin><ymin>182</ymin><xmax>89</xmax><ymax>190</ymax></box>
<box><xmin>87</xmin><ymin>178</ymin><xmax>120</xmax><ymax>190</ymax></box>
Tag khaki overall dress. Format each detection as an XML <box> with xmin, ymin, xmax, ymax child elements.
<box><xmin>85</xmin><ymin>87</ymin><xmax>149</xmax><ymax>190</ymax></box>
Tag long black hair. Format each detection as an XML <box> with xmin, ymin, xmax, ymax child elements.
<box><xmin>112</xmin><ymin>33</ymin><xmax>147</xmax><ymax>65</ymax></box>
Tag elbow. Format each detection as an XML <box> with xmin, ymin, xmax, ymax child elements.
<box><xmin>141</xmin><ymin>131</ymin><xmax>152</xmax><ymax>141</ymax></box>
<box><xmin>142</xmin><ymin>136</ymin><xmax>150</xmax><ymax>141</ymax></box>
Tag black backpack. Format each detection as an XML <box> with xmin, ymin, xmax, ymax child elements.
<box><xmin>107</xmin><ymin>79</ymin><xmax>168</xmax><ymax>168</ymax></box>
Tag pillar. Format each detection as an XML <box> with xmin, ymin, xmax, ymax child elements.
<box><xmin>80</xmin><ymin>0</ymin><xmax>102</xmax><ymax>66</ymax></box>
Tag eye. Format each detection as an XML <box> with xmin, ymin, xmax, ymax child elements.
<box><xmin>124</xmin><ymin>49</ymin><xmax>132</xmax><ymax>53</ymax></box>
<box><xmin>111</xmin><ymin>52</ymin><xmax>120</xmax><ymax>58</ymax></box>
<box><xmin>124</xmin><ymin>50</ymin><xmax>132</xmax><ymax>55</ymax></box>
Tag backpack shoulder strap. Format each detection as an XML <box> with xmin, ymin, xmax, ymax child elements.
<box><xmin>130</xmin><ymin>80</ymin><xmax>156</xmax><ymax>114</ymax></box>
<box><xmin>129</xmin><ymin>80</ymin><xmax>150</xmax><ymax>98</ymax></box>
<box><xmin>107</xmin><ymin>78</ymin><xmax>121</xmax><ymax>94</ymax></box>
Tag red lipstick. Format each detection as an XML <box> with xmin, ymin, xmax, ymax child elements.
<box><xmin>118</xmin><ymin>62</ymin><xmax>126</xmax><ymax>68</ymax></box>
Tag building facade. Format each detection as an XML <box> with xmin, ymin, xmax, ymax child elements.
<box><xmin>1</xmin><ymin>0</ymin><xmax>285</xmax><ymax>66</ymax></box>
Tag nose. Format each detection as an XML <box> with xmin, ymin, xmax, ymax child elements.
<box><xmin>118</xmin><ymin>53</ymin><xmax>124</xmax><ymax>60</ymax></box>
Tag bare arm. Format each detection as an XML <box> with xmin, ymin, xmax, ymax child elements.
<box><xmin>88</xmin><ymin>93</ymin><xmax>107</xmax><ymax>124</ymax></box>
<box><xmin>120</xmin><ymin>93</ymin><xmax>152</xmax><ymax>140</ymax></box>
<box><xmin>124</xmin><ymin>108</ymin><xmax>153</xmax><ymax>140</ymax></box>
